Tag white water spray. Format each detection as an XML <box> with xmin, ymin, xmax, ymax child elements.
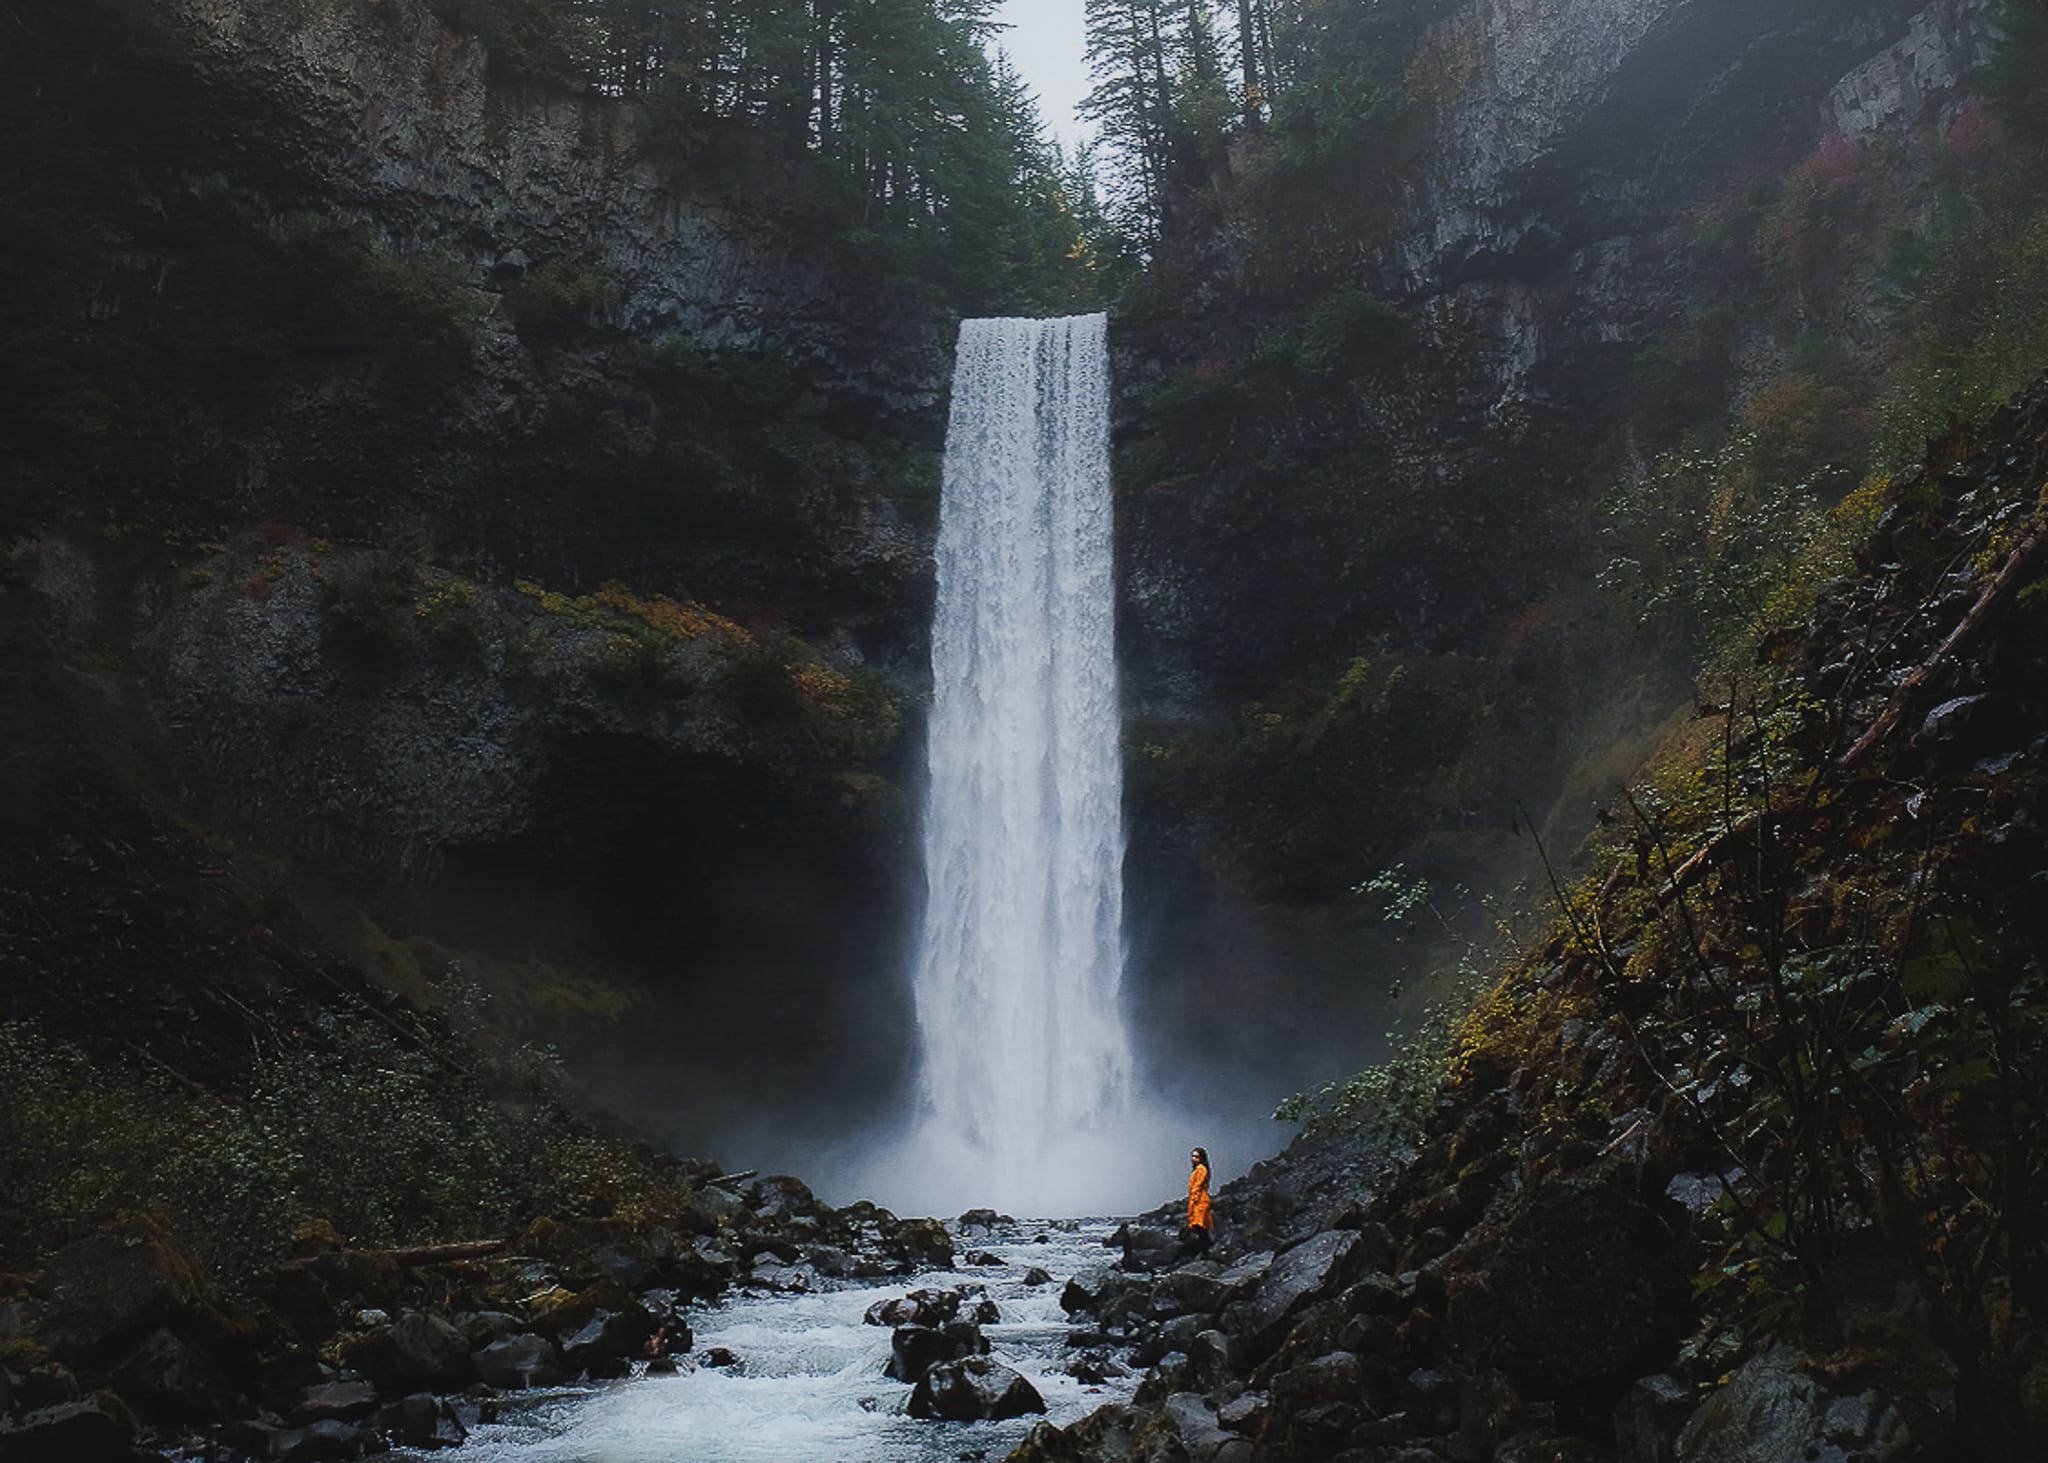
<box><xmin>888</xmin><ymin>313</ymin><xmax>1146</xmax><ymax>1215</ymax></box>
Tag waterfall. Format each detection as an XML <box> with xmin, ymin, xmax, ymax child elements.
<box><xmin>906</xmin><ymin>313</ymin><xmax>1134</xmax><ymax>1214</ymax></box>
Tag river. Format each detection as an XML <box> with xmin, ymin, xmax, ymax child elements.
<box><xmin>443</xmin><ymin>1218</ymin><xmax>1136</xmax><ymax>1463</ymax></box>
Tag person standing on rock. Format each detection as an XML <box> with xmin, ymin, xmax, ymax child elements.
<box><xmin>1185</xmin><ymin>1147</ymin><xmax>1214</xmax><ymax>1258</ymax></box>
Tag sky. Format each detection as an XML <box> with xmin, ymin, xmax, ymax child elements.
<box><xmin>992</xmin><ymin>0</ymin><xmax>1092</xmax><ymax>148</ymax></box>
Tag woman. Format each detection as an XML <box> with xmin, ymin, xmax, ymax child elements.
<box><xmin>1186</xmin><ymin>1146</ymin><xmax>1213</xmax><ymax>1258</ymax></box>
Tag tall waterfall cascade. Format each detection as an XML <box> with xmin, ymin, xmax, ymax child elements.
<box><xmin>906</xmin><ymin>313</ymin><xmax>1137</xmax><ymax>1215</ymax></box>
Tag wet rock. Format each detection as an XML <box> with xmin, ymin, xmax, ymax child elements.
<box><xmin>1154</xmin><ymin>1262</ymin><xmax>1234</xmax><ymax>1316</ymax></box>
<box><xmin>340</xmin><ymin>1310</ymin><xmax>472</xmax><ymax>1394</ymax></box>
<box><xmin>274</xmin><ymin>1418</ymin><xmax>370</xmax><ymax>1460</ymax></box>
<box><xmin>290</xmin><ymin>1376</ymin><xmax>380</xmax><ymax>1424</ymax></box>
<box><xmin>1216</xmin><ymin>1390</ymin><xmax>1266</xmax><ymax>1432</ymax></box>
<box><xmin>0</xmin><ymin>1391</ymin><xmax>139</xmax><ymax>1461</ymax></box>
<box><xmin>560</xmin><ymin>1307</ymin><xmax>659</xmax><ymax>1373</ymax></box>
<box><xmin>1110</xmin><ymin>1223</ymin><xmax>1180</xmax><ymax>1273</ymax></box>
<box><xmin>1152</xmin><ymin>1392</ymin><xmax>1234</xmax><ymax>1461</ymax></box>
<box><xmin>1221</xmin><ymin>1230</ymin><xmax>1361</xmax><ymax>1368</ymax></box>
<box><xmin>375</xmin><ymin>1392</ymin><xmax>468</xmax><ymax>1450</ymax></box>
<box><xmin>965</xmin><ymin>1250</ymin><xmax>1004</xmax><ymax>1267</ymax></box>
<box><xmin>908</xmin><ymin>1355</ymin><xmax>1047</xmax><ymax>1422</ymax></box>
<box><xmin>1065</xmin><ymin>1349</ymin><xmax>1130</xmax><ymax>1385</ymax></box>
<box><xmin>884</xmin><ymin>1321</ymin><xmax>989</xmax><ymax>1385</ymax></box>
<box><xmin>1023</xmin><ymin>1267</ymin><xmax>1053</xmax><ymax>1286</ymax></box>
<box><xmin>1133</xmin><ymin>1314</ymin><xmax>1209</xmax><ymax>1367</ymax></box>
<box><xmin>1674</xmin><ymin>1342</ymin><xmax>1954</xmax><ymax>1463</ymax></box>
<box><xmin>106</xmin><ymin>1325</ymin><xmax>240</xmax><ymax>1422</ymax></box>
<box><xmin>1060</xmin><ymin>1267</ymin><xmax>1129</xmax><ymax>1317</ymax></box>
<box><xmin>473</xmin><ymin>1334</ymin><xmax>567</xmax><ymax>1390</ymax></box>
<box><xmin>878</xmin><ymin>1218</ymin><xmax>954</xmax><ymax>1271</ymax></box>
<box><xmin>700</xmin><ymin>1347</ymin><xmax>738</xmax><ymax>1368</ymax></box>
<box><xmin>806</xmin><ymin>1246</ymin><xmax>854</xmax><ymax>1278</ymax></box>
<box><xmin>1189</xmin><ymin>1328</ymin><xmax>1234</xmax><ymax>1391</ymax></box>
<box><xmin>745</xmin><ymin>1175</ymin><xmax>827</xmax><ymax>1222</ymax></box>
<box><xmin>1615</xmin><ymin>1373</ymin><xmax>1695</xmax><ymax>1463</ymax></box>
<box><xmin>864</xmin><ymin>1287</ymin><xmax>962</xmax><ymax>1328</ymax></box>
<box><xmin>957</xmin><ymin>1209</ymin><xmax>1011</xmax><ymax>1235</ymax></box>
<box><xmin>1010</xmin><ymin>1402</ymin><xmax>1144</xmax><ymax>1462</ymax></box>
<box><xmin>455</xmin><ymin>1311</ymin><xmax>525</xmax><ymax>1349</ymax></box>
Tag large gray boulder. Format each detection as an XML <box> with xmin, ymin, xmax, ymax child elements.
<box><xmin>1220</xmin><ymin>1230</ymin><xmax>1360</xmax><ymax>1367</ymax></box>
<box><xmin>1675</xmin><ymin>1343</ymin><xmax>1955</xmax><ymax>1463</ymax></box>
<box><xmin>0</xmin><ymin>1392</ymin><xmax>140</xmax><ymax>1462</ymax></box>
<box><xmin>884</xmin><ymin>1321</ymin><xmax>988</xmax><ymax>1385</ymax></box>
<box><xmin>340</xmin><ymin>1310</ymin><xmax>471</xmax><ymax>1394</ymax></box>
<box><xmin>908</xmin><ymin>1356</ymin><xmax>1047</xmax><ymax>1422</ymax></box>
<box><xmin>474</xmin><ymin>1333</ymin><xmax>568</xmax><ymax>1390</ymax></box>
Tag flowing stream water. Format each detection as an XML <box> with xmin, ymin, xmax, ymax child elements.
<box><xmin>444</xmin><ymin>1220</ymin><xmax>1136</xmax><ymax>1463</ymax></box>
<box><xmin>889</xmin><ymin>313</ymin><xmax>1141</xmax><ymax>1218</ymax></box>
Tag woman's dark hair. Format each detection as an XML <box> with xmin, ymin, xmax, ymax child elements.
<box><xmin>1192</xmin><ymin>1147</ymin><xmax>1209</xmax><ymax>1167</ymax></box>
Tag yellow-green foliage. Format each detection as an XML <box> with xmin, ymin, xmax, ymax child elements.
<box><xmin>414</xmin><ymin>575</ymin><xmax>488</xmax><ymax>653</ymax></box>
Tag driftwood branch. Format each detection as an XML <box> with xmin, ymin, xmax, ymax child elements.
<box><xmin>287</xmin><ymin>1239</ymin><xmax>509</xmax><ymax>1269</ymax></box>
<box><xmin>1839</xmin><ymin>508</ymin><xmax>2048</xmax><ymax>771</ymax></box>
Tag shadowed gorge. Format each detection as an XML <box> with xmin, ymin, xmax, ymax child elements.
<box><xmin>5</xmin><ymin>0</ymin><xmax>2048</xmax><ymax>1458</ymax></box>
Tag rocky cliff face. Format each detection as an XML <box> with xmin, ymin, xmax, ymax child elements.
<box><xmin>1111</xmin><ymin>0</ymin><xmax>1998</xmax><ymax>1114</ymax></box>
<box><xmin>3</xmin><ymin>0</ymin><xmax>962</xmax><ymax>1161</ymax></box>
<box><xmin>165</xmin><ymin>0</ymin><xmax>953</xmax><ymax>413</ymax></box>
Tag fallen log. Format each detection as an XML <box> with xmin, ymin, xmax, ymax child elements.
<box><xmin>1839</xmin><ymin>505</ymin><xmax>2048</xmax><ymax>771</ymax></box>
<box><xmin>285</xmin><ymin>1238</ymin><xmax>509</xmax><ymax>1268</ymax></box>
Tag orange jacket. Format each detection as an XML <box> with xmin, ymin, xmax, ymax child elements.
<box><xmin>1188</xmin><ymin>1163</ymin><xmax>1212</xmax><ymax>1230</ymax></box>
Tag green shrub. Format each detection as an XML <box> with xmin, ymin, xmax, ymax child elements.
<box><xmin>0</xmin><ymin>1024</ymin><xmax>169</xmax><ymax>1266</ymax></box>
<box><xmin>511</xmin><ymin>253</ymin><xmax>615</xmax><ymax>342</ymax></box>
<box><xmin>322</xmin><ymin>517</ymin><xmax>428</xmax><ymax>660</ymax></box>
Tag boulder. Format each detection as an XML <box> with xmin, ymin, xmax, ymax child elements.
<box><xmin>473</xmin><ymin>1334</ymin><xmax>567</xmax><ymax>1390</ymax></box>
<box><xmin>879</xmin><ymin>1217</ymin><xmax>955</xmax><ymax>1271</ymax></box>
<box><xmin>290</xmin><ymin>1376</ymin><xmax>380</xmax><ymax>1424</ymax></box>
<box><xmin>884</xmin><ymin>1321</ymin><xmax>988</xmax><ymax>1385</ymax></box>
<box><xmin>1023</xmin><ymin>1267</ymin><xmax>1053</xmax><ymax>1287</ymax></box>
<box><xmin>746</xmin><ymin>1175</ymin><xmax>825</xmax><ymax>1222</ymax></box>
<box><xmin>1064</xmin><ymin>1349</ymin><xmax>1129</xmax><ymax>1384</ymax></box>
<box><xmin>0</xmin><ymin>1392</ymin><xmax>139</xmax><ymax>1462</ymax></box>
<box><xmin>1615</xmin><ymin>1373</ymin><xmax>1695</xmax><ymax>1463</ymax></box>
<box><xmin>864</xmin><ymin>1287</ymin><xmax>962</xmax><ymax>1328</ymax></box>
<box><xmin>375</xmin><ymin>1392</ymin><xmax>468</xmax><ymax>1450</ymax></box>
<box><xmin>1154</xmin><ymin>1263</ymin><xmax>1233</xmax><ymax>1317</ymax></box>
<box><xmin>560</xmin><ymin>1308</ymin><xmax>659</xmax><ymax>1373</ymax></box>
<box><xmin>340</xmin><ymin>1311</ymin><xmax>472</xmax><ymax>1394</ymax></box>
<box><xmin>36</xmin><ymin>1226</ymin><xmax>206</xmax><ymax>1357</ymax></box>
<box><xmin>908</xmin><ymin>1355</ymin><xmax>1047</xmax><ymax>1422</ymax></box>
<box><xmin>1189</xmin><ymin>1328</ymin><xmax>1234</xmax><ymax>1391</ymax></box>
<box><xmin>1110</xmin><ymin>1224</ymin><xmax>1180</xmax><ymax>1273</ymax></box>
<box><xmin>273</xmin><ymin>1418</ymin><xmax>371</xmax><ymax>1460</ymax></box>
<box><xmin>965</xmin><ymin>1250</ymin><xmax>1004</xmax><ymax>1267</ymax></box>
<box><xmin>1154</xmin><ymin>1392</ymin><xmax>1234</xmax><ymax>1461</ymax></box>
<box><xmin>1440</xmin><ymin>1179</ymin><xmax>1687</xmax><ymax>1406</ymax></box>
<box><xmin>106</xmin><ymin>1326</ymin><xmax>240</xmax><ymax>1422</ymax></box>
<box><xmin>1220</xmin><ymin>1231</ymin><xmax>1361</xmax><ymax>1368</ymax></box>
<box><xmin>957</xmin><ymin>1209</ymin><xmax>1012</xmax><ymax>1235</ymax></box>
<box><xmin>1675</xmin><ymin>1343</ymin><xmax>1955</xmax><ymax>1463</ymax></box>
<box><xmin>454</xmin><ymin>1311</ymin><xmax>524</xmax><ymax>1349</ymax></box>
<box><xmin>1059</xmin><ymin>1267</ymin><xmax>1129</xmax><ymax>1317</ymax></box>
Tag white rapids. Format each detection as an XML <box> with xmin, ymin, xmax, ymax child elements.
<box><xmin>886</xmin><ymin>313</ymin><xmax>1143</xmax><ymax>1217</ymax></box>
<box><xmin>441</xmin><ymin>1221</ymin><xmax>1136</xmax><ymax>1463</ymax></box>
